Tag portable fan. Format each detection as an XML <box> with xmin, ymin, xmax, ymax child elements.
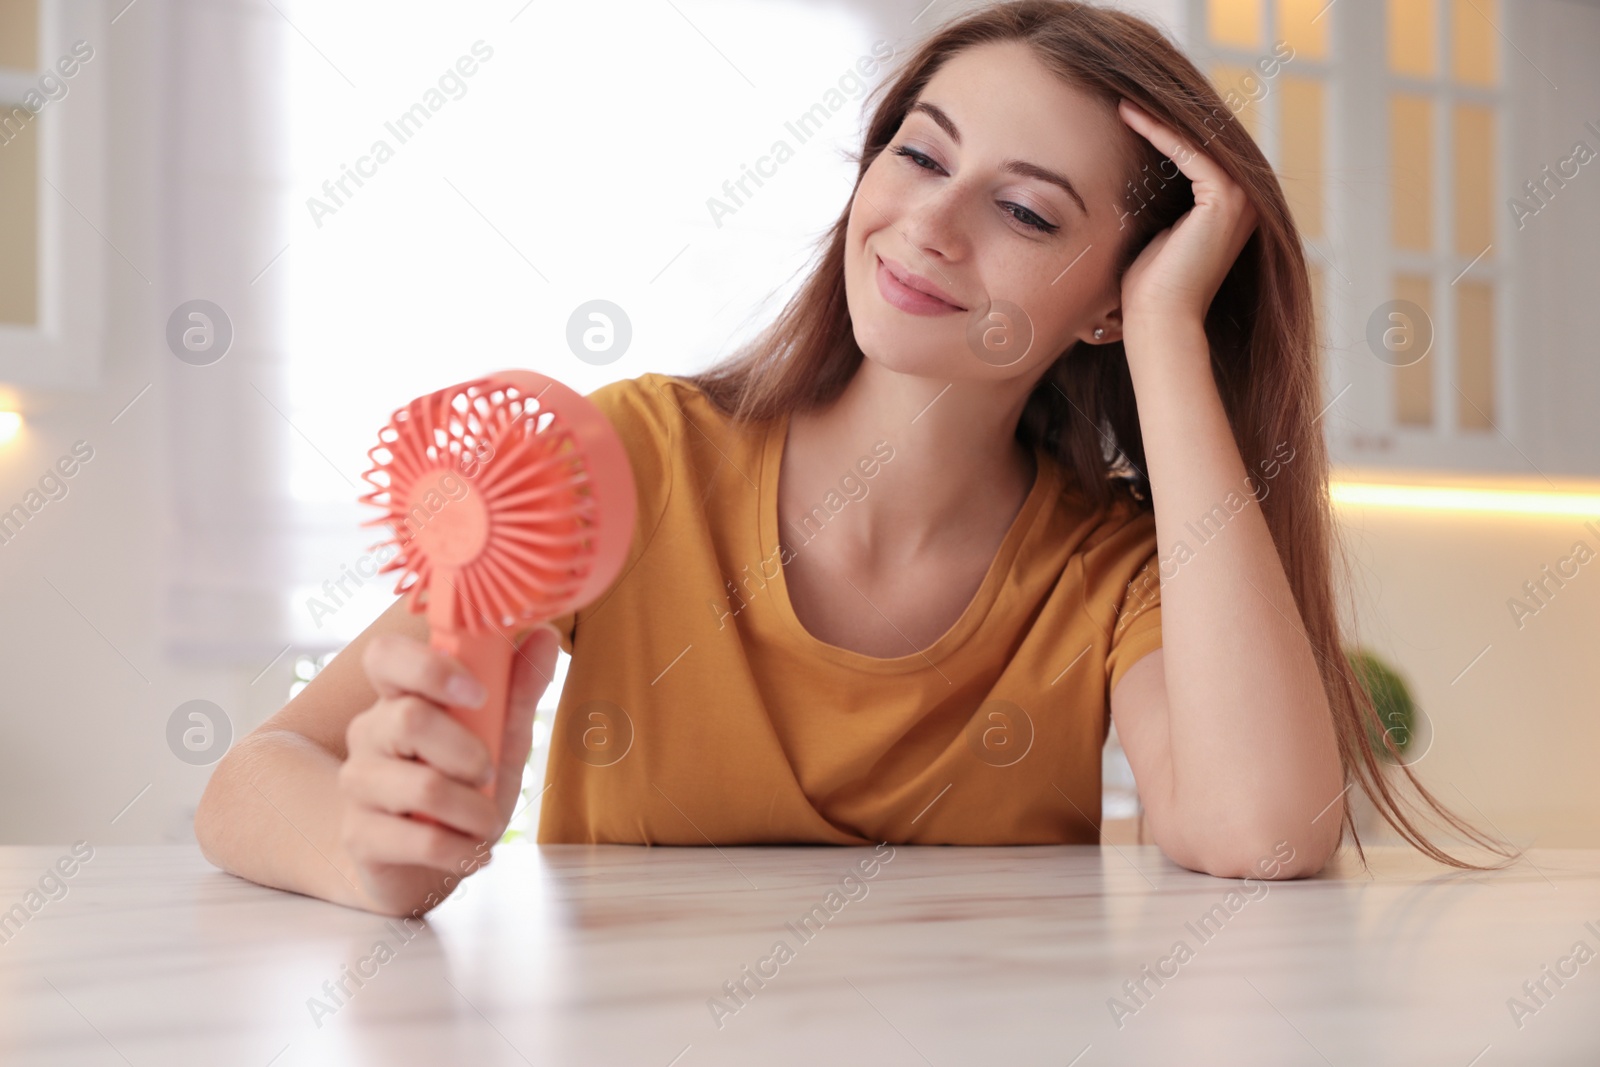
<box><xmin>360</xmin><ymin>370</ymin><xmax>636</xmax><ymax>798</ymax></box>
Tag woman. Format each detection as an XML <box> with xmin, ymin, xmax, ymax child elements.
<box><xmin>195</xmin><ymin>0</ymin><xmax>1513</xmax><ymax>917</ymax></box>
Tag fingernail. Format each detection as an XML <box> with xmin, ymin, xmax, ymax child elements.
<box><xmin>447</xmin><ymin>673</ymin><xmax>486</xmax><ymax>707</ymax></box>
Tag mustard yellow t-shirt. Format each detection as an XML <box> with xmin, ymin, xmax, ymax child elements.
<box><xmin>541</xmin><ymin>372</ymin><xmax>1163</xmax><ymax>845</ymax></box>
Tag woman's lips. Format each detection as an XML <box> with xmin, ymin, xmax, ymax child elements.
<box><xmin>875</xmin><ymin>255</ymin><xmax>965</xmax><ymax>316</ymax></box>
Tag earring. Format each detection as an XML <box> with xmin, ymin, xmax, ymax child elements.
<box><xmin>1093</xmin><ymin>328</ymin><xmax>1105</xmax><ymax>340</ymax></box>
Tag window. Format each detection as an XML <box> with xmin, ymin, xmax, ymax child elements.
<box><xmin>0</xmin><ymin>0</ymin><xmax>42</xmax><ymax>328</ymax></box>
<box><xmin>1386</xmin><ymin>0</ymin><xmax>1500</xmax><ymax>434</ymax></box>
<box><xmin>1192</xmin><ymin>0</ymin><xmax>1510</xmax><ymax>469</ymax></box>
<box><xmin>1196</xmin><ymin>0</ymin><xmax>1334</xmax><ymax>347</ymax></box>
<box><xmin>0</xmin><ymin>0</ymin><xmax>106</xmax><ymax>388</ymax></box>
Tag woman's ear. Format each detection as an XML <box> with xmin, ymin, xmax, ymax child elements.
<box><xmin>1082</xmin><ymin>305</ymin><xmax>1123</xmax><ymax>345</ymax></box>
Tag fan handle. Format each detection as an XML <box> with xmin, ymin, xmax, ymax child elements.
<box><xmin>432</xmin><ymin>628</ymin><xmax>517</xmax><ymax>799</ymax></box>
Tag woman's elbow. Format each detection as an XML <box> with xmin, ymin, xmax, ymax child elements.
<box><xmin>1159</xmin><ymin>813</ymin><xmax>1341</xmax><ymax>881</ymax></box>
<box><xmin>192</xmin><ymin>743</ymin><xmax>250</xmax><ymax>869</ymax></box>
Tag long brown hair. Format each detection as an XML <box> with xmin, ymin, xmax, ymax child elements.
<box><xmin>685</xmin><ymin>0</ymin><xmax>1516</xmax><ymax>870</ymax></box>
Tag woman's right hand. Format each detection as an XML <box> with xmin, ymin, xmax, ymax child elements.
<box><xmin>336</xmin><ymin>627</ymin><xmax>559</xmax><ymax>916</ymax></box>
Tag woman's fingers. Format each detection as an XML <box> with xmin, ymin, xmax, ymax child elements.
<box><xmin>1117</xmin><ymin>99</ymin><xmax>1233</xmax><ymax>190</ymax></box>
<box><xmin>362</xmin><ymin>631</ymin><xmax>487</xmax><ymax>709</ymax></box>
<box><xmin>348</xmin><ymin>693</ymin><xmax>494</xmax><ymax>787</ymax></box>
<box><xmin>1118</xmin><ymin>99</ymin><xmax>1256</xmax><ymax>231</ymax></box>
<box><xmin>340</xmin><ymin>751</ymin><xmax>502</xmax><ymax>840</ymax></box>
<box><xmin>338</xmin><ymin>631</ymin><xmax>517</xmax><ymax>908</ymax></box>
<box><xmin>340</xmin><ymin>803</ymin><xmax>490</xmax><ymax>874</ymax></box>
<box><xmin>1116</xmin><ymin>97</ymin><xmax>1259</xmax><ymax>289</ymax></box>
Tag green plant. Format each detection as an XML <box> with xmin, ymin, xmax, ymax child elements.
<box><xmin>1346</xmin><ymin>648</ymin><xmax>1417</xmax><ymax>762</ymax></box>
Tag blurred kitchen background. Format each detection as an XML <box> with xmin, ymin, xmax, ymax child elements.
<box><xmin>0</xmin><ymin>0</ymin><xmax>1595</xmax><ymax>850</ymax></box>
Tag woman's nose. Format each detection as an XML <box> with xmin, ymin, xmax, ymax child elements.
<box><xmin>897</xmin><ymin>182</ymin><xmax>973</xmax><ymax>265</ymax></box>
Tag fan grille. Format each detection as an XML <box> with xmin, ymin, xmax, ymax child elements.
<box><xmin>359</xmin><ymin>377</ymin><xmax>604</xmax><ymax>633</ymax></box>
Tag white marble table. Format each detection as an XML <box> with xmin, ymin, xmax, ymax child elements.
<box><xmin>1</xmin><ymin>843</ymin><xmax>1596</xmax><ymax>1066</ymax></box>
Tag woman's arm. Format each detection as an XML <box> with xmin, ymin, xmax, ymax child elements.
<box><xmin>194</xmin><ymin>598</ymin><xmax>558</xmax><ymax>915</ymax></box>
<box><xmin>1106</xmin><ymin>101</ymin><xmax>1344</xmax><ymax>879</ymax></box>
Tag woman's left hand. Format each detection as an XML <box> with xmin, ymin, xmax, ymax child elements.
<box><xmin>1116</xmin><ymin>99</ymin><xmax>1259</xmax><ymax>329</ymax></box>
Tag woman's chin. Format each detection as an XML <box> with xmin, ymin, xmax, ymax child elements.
<box><xmin>856</xmin><ymin>343</ymin><xmax>972</xmax><ymax>381</ymax></box>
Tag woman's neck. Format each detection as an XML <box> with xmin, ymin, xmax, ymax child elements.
<box><xmin>784</xmin><ymin>359</ymin><xmax>1041</xmax><ymax>564</ymax></box>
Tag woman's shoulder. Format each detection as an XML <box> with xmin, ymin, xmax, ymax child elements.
<box><xmin>1035</xmin><ymin>459</ymin><xmax>1162</xmax><ymax>645</ymax></box>
<box><xmin>1044</xmin><ymin>453</ymin><xmax>1156</xmax><ymax>550</ymax></box>
<box><xmin>584</xmin><ymin>370</ymin><xmax>693</xmax><ymax>427</ymax></box>
<box><xmin>585</xmin><ymin>370</ymin><xmax>767</xmax><ymax>462</ymax></box>
<box><xmin>588</xmin><ymin>370</ymin><xmax>748</xmax><ymax>441</ymax></box>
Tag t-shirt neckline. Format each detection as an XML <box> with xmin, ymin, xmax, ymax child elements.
<box><xmin>757</xmin><ymin>407</ymin><xmax>1057</xmax><ymax>674</ymax></box>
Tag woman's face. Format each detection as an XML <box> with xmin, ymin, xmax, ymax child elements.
<box><xmin>845</xmin><ymin>41</ymin><xmax>1136</xmax><ymax>383</ymax></box>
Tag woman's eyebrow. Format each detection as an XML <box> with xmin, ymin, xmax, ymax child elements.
<box><xmin>908</xmin><ymin>100</ymin><xmax>1089</xmax><ymax>216</ymax></box>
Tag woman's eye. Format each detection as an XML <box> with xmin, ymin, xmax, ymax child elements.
<box><xmin>891</xmin><ymin>144</ymin><xmax>941</xmax><ymax>172</ymax></box>
<box><xmin>891</xmin><ymin>144</ymin><xmax>1060</xmax><ymax>236</ymax></box>
<box><xmin>1002</xmin><ymin>202</ymin><xmax>1059</xmax><ymax>235</ymax></box>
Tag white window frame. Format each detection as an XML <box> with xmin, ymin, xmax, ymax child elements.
<box><xmin>1184</xmin><ymin>0</ymin><xmax>1339</xmax><ymax>307</ymax></box>
<box><xmin>1379</xmin><ymin>0</ymin><xmax>1509</xmax><ymax>451</ymax></box>
<box><xmin>1185</xmin><ymin>0</ymin><xmax>1520</xmax><ymax>474</ymax></box>
<box><xmin>0</xmin><ymin>0</ymin><xmax>106</xmax><ymax>390</ymax></box>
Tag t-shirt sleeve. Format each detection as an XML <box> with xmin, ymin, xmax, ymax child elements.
<box><xmin>1081</xmin><ymin>500</ymin><xmax>1163</xmax><ymax>694</ymax></box>
<box><xmin>543</xmin><ymin>373</ymin><xmax>676</xmax><ymax>656</ymax></box>
<box><xmin>1105</xmin><ymin>546</ymin><xmax>1163</xmax><ymax>692</ymax></box>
